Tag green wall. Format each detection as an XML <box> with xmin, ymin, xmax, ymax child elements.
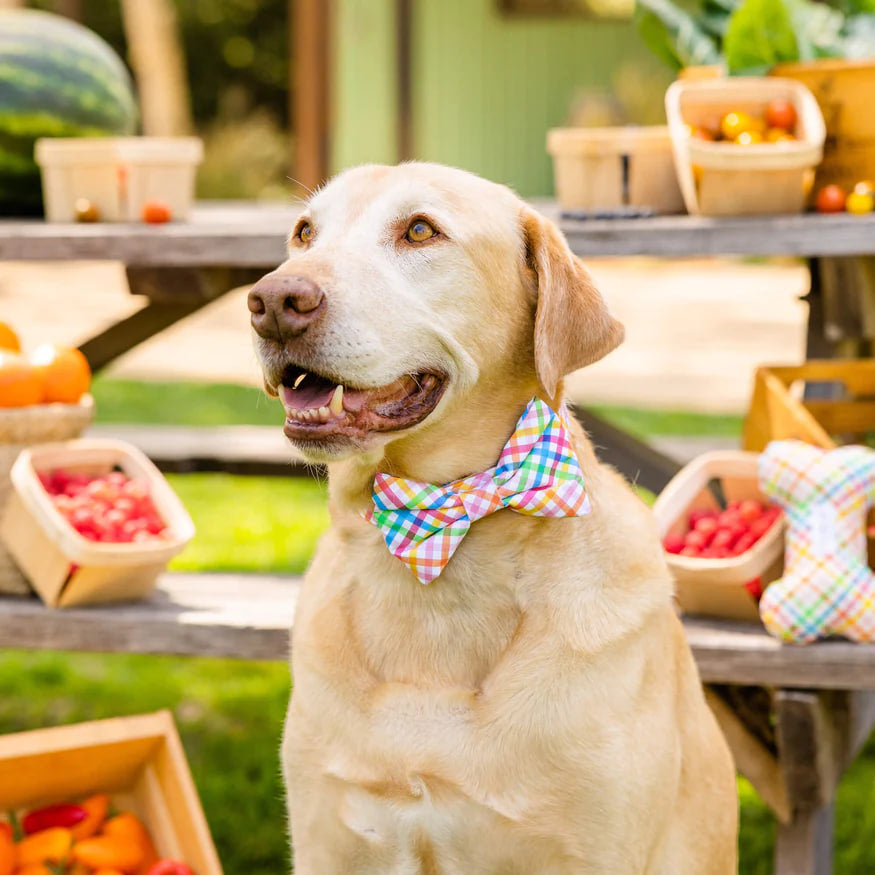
<box><xmin>331</xmin><ymin>0</ymin><xmax>400</xmax><ymax>171</ymax></box>
<box><xmin>330</xmin><ymin>0</ymin><xmax>670</xmax><ymax>196</ymax></box>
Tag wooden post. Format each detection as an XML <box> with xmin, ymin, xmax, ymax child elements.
<box><xmin>120</xmin><ymin>0</ymin><xmax>194</xmax><ymax>136</ymax></box>
<box><xmin>291</xmin><ymin>0</ymin><xmax>332</xmax><ymax>190</ymax></box>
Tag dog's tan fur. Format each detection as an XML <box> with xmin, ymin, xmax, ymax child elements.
<box><xmin>254</xmin><ymin>163</ymin><xmax>738</xmax><ymax>873</ymax></box>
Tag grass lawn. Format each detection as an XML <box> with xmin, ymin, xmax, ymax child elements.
<box><xmin>4</xmin><ymin>378</ymin><xmax>875</xmax><ymax>873</ymax></box>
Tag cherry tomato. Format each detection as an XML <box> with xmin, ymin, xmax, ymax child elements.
<box><xmin>735</xmin><ymin>130</ymin><xmax>763</xmax><ymax>145</ymax></box>
<box><xmin>816</xmin><ymin>184</ymin><xmax>847</xmax><ymax>214</ymax></box>
<box><xmin>855</xmin><ymin>180</ymin><xmax>874</xmax><ymax>196</ymax></box>
<box><xmin>686</xmin><ymin>125</ymin><xmax>714</xmax><ymax>141</ymax></box>
<box><xmin>720</xmin><ymin>111</ymin><xmax>763</xmax><ymax>141</ymax></box>
<box><xmin>145</xmin><ymin>862</ymin><xmax>195</xmax><ymax>875</ymax></box>
<box><xmin>74</xmin><ymin>198</ymin><xmax>100</xmax><ymax>223</ymax></box>
<box><xmin>846</xmin><ymin>189</ymin><xmax>874</xmax><ymax>215</ymax></box>
<box><xmin>765</xmin><ymin>127</ymin><xmax>795</xmax><ymax>143</ymax></box>
<box><xmin>142</xmin><ymin>200</ymin><xmax>172</xmax><ymax>224</ymax></box>
<box><xmin>765</xmin><ymin>99</ymin><xmax>797</xmax><ymax>132</ymax></box>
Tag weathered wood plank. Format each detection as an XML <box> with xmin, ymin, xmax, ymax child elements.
<box><xmin>0</xmin><ymin>573</ymin><xmax>297</xmax><ymax>661</ymax></box>
<box><xmin>4</xmin><ymin>576</ymin><xmax>875</xmax><ymax>690</ymax></box>
<box><xmin>2</xmin><ymin>203</ymin><xmax>875</xmax><ymax>264</ymax></box>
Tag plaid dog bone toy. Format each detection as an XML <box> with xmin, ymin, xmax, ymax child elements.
<box><xmin>758</xmin><ymin>439</ymin><xmax>875</xmax><ymax>643</ymax></box>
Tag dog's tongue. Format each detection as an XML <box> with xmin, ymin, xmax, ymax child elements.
<box><xmin>280</xmin><ymin>373</ymin><xmax>337</xmax><ymax>409</ymax></box>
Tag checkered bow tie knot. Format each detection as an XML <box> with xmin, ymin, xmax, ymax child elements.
<box><xmin>365</xmin><ymin>397</ymin><xmax>591</xmax><ymax>584</ymax></box>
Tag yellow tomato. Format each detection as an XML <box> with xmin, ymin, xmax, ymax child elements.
<box><xmin>854</xmin><ymin>180</ymin><xmax>874</xmax><ymax>196</ymax></box>
<box><xmin>720</xmin><ymin>111</ymin><xmax>764</xmax><ymax>140</ymax></box>
<box><xmin>735</xmin><ymin>130</ymin><xmax>764</xmax><ymax>145</ymax></box>
<box><xmin>846</xmin><ymin>189</ymin><xmax>875</xmax><ymax>215</ymax></box>
<box><xmin>765</xmin><ymin>127</ymin><xmax>796</xmax><ymax>143</ymax></box>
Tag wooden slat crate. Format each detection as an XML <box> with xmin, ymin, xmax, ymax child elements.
<box><xmin>0</xmin><ymin>710</ymin><xmax>223</xmax><ymax>874</ymax></box>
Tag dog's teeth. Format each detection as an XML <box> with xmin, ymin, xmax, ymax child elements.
<box><xmin>299</xmin><ymin>410</ymin><xmax>310</xmax><ymax>421</ymax></box>
<box><xmin>289</xmin><ymin>408</ymin><xmax>299</xmax><ymax>419</ymax></box>
<box><xmin>329</xmin><ymin>384</ymin><xmax>344</xmax><ymax>415</ymax></box>
<box><xmin>318</xmin><ymin>406</ymin><xmax>330</xmax><ymax>422</ymax></box>
<box><xmin>293</xmin><ymin>372</ymin><xmax>307</xmax><ymax>389</ymax></box>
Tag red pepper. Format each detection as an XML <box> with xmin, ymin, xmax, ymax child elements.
<box><xmin>22</xmin><ymin>802</ymin><xmax>87</xmax><ymax>835</ymax></box>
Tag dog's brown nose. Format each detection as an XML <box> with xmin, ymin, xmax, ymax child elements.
<box><xmin>248</xmin><ymin>274</ymin><xmax>325</xmax><ymax>340</ymax></box>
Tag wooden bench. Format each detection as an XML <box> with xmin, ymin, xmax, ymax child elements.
<box><xmin>1</xmin><ymin>572</ymin><xmax>873</xmax><ymax>875</ymax></box>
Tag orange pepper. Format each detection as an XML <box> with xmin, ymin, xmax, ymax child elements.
<box><xmin>94</xmin><ymin>870</ymin><xmax>127</xmax><ymax>875</ymax></box>
<box><xmin>16</xmin><ymin>827</ymin><xmax>72</xmax><ymax>866</ymax></box>
<box><xmin>0</xmin><ymin>822</ymin><xmax>15</xmax><ymax>875</ymax></box>
<box><xmin>15</xmin><ymin>865</ymin><xmax>54</xmax><ymax>875</ymax></box>
<box><xmin>103</xmin><ymin>813</ymin><xmax>158</xmax><ymax>874</ymax></box>
<box><xmin>70</xmin><ymin>793</ymin><xmax>110</xmax><ymax>841</ymax></box>
<box><xmin>71</xmin><ymin>835</ymin><xmax>143</xmax><ymax>873</ymax></box>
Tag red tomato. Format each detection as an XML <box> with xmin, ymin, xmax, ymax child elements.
<box><xmin>146</xmin><ymin>862</ymin><xmax>194</xmax><ymax>875</ymax></box>
<box><xmin>679</xmin><ymin>545</ymin><xmax>700</xmax><ymax>557</ymax></box>
<box><xmin>684</xmin><ymin>530</ymin><xmax>708</xmax><ymax>550</ymax></box>
<box><xmin>816</xmin><ymin>185</ymin><xmax>847</xmax><ymax>214</ymax></box>
<box><xmin>142</xmin><ymin>200</ymin><xmax>172</xmax><ymax>224</ymax></box>
<box><xmin>739</xmin><ymin>500</ymin><xmax>763</xmax><ymax>524</ymax></box>
<box><xmin>764</xmin><ymin>99</ymin><xmax>797</xmax><ymax>132</ymax></box>
<box><xmin>663</xmin><ymin>533</ymin><xmax>685</xmax><ymax>554</ymax></box>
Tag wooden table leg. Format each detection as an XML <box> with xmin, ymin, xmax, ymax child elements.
<box><xmin>772</xmin><ymin>689</ymin><xmax>875</xmax><ymax>875</ymax></box>
<box><xmin>79</xmin><ymin>266</ymin><xmax>268</xmax><ymax>372</ymax></box>
<box><xmin>775</xmin><ymin>803</ymin><xmax>835</xmax><ymax>875</ymax></box>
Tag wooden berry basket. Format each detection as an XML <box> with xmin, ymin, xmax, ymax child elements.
<box><xmin>665</xmin><ymin>76</ymin><xmax>825</xmax><ymax>216</ymax></box>
<box><xmin>0</xmin><ymin>439</ymin><xmax>194</xmax><ymax>608</ymax></box>
<box><xmin>652</xmin><ymin>451</ymin><xmax>785</xmax><ymax>622</ymax></box>
<box><xmin>0</xmin><ymin>710</ymin><xmax>223</xmax><ymax>875</ymax></box>
<box><xmin>0</xmin><ymin>396</ymin><xmax>95</xmax><ymax>597</ymax></box>
<box><xmin>547</xmin><ymin>126</ymin><xmax>685</xmax><ymax>214</ymax></box>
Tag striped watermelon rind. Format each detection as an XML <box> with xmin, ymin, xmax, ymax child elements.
<box><xmin>0</xmin><ymin>9</ymin><xmax>138</xmax><ymax>215</ymax></box>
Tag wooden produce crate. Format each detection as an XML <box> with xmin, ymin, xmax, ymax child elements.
<box><xmin>0</xmin><ymin>710</ymin><xmax>223</xmax><ymax>875</ymax></box>
<box><xmin>744</xmin><ymin>359</ymin><xmax>875</xmax><ymax>564</ymax></box>
<box><xmin>0</xmin><ymin>439</ymin><xmax>194</xmax><ymax>608</ymax></box>
<box><xmin>665</xmin><ymin>77</ymin><xmax>825</xmax><ymax>216</ymax></box>
<box><xmin>744</xmin><ymin>359</ymin><xmax>875</xmax><ymax>452</ymax></box>
<box><xmin>773</xmin><ymin>60</ymin><xmax>875</xmax><ymax>199</ymax></box>
<box><xmin>547</xmin><ymin>126</ymin><xmax>685</xmax><ymax>214</ymax></box>
<box><xmin>652</xmin><ymin>452</ymin><xmax>785</xmax><ymax>622</ymax></box>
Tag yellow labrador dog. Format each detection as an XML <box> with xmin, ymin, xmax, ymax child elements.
<box><xmin>249</xmin><ymin>162</ymin><xmax>738</xmax><ymax>874</ymax></box>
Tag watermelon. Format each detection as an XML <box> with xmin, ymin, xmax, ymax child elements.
<box><xmin>0</xmin><ymin>9</ymin><xmax>138</xmax><ymax>215</ymax></box>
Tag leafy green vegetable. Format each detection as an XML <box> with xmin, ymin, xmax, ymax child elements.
<box><xmin>724</xmin><ymin>0</ymin><xmax>800</xmax><ymax>74</ymax></box>
<box><xmin>843</xmin><ymin>13</ymin><xmax>875</xmax><ymax>57</ymax></box>
<box><xmin>784</xmin><ymin>0</ymin><xmax>845</xmax><ymax>60</ymax></box>
<box><xmin>635</xmin><ymin>0</ymin><xmax>875</xmax><ymax>71</ymax></box>
<box><xmin>635</xmin><ymin>0</ymin><xmax>722</xmax><ymax>71</ymax></box>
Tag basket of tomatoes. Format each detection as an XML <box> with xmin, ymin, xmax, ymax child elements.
<box><xmin>0</xmin><ymin>439</ymin><xmax>194</xmax><ymax>608</ymax></box>
<box><xmin>0</xmin><ymin>322</ymin><xmax>94</xmax><ymax>596</ymax></box>
<box><xmin>665</xmin><ymin>76</ymin><xmax>826</xmax><ymax>216</ymax></box>
<box><xmin>652</xmin><ymin>451</ymin><xmax>786</xmax><ymax>622</ymax></box>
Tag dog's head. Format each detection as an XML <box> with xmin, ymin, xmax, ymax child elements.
<box><xmin>250</xmin><ymin>162</ymin><xmax>623</xmax><ymax>463</ymax></box>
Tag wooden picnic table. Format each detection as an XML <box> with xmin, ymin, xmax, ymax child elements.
<box><xmin>4</xmin><ymin>202</ymin><xmax>875</xmax><ymax>875</ymax></box>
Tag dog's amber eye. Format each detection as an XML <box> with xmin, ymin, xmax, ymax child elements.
<box><xmin>406</xmin><ymin>219</ymin><xmax>436</xmax><ymax>243</ymax></box>
<box><xmin>296</xmin><ymin>222</ymin><xmax>313</xmax><ymax>244</ymax></box>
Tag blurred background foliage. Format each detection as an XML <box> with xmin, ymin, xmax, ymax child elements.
<box><xmin>29</xmin><ymin>0</ymin><xmax>293</xmax><ymax>199</ymax></box>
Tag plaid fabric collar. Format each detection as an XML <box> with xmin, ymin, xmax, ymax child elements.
<box><xmin>364</xmin><ymin>397</ymin><xmax>591</xmax><ymax>584</ymax></box>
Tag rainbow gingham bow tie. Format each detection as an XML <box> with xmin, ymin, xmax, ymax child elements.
<box><xmin>365</xmin><ymin>397</ymin><xmax>591</xmax><ymax>584</ymax></box>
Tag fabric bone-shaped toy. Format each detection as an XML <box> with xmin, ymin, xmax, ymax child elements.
<box><xmin>758</xmin><ymin>439</ymin><xmax>875</xmax><ymax>644</ymax></box>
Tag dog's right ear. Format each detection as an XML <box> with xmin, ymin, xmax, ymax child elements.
<box><xmin>522</xmin><ymin>207</ymin><xmax>624</xmax><ymax>398</ymax></box>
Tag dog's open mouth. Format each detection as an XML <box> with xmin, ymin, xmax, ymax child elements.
<box><xmin>276</xmin><ymin>364</ymin><xmax>446</xmax><ymax>443</ymax></box>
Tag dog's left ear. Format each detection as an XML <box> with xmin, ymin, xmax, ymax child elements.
<box><xmin>522</xmin><ymin>207</ymin><xmax>624</xmax><ymax>398</ymax></box>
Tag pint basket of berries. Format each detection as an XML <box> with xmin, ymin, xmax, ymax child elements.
<box><xmin>652</xmin><ymin>451</ymin><xmax>785</xmax><ymax>622</ymax></box>
<box><xmin>0</xmin><ymin>439</ymin><xmax>195</xmax><ymax>608</ymax></box>
<box><xmin>665</xmin><ymin>76</ymin><xmax>826</xmax><ymax>216</ymax></box>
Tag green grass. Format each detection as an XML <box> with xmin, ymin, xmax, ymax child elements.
<box><xmin>6</xmin><ymin>378</ymin><xmax>875</xmax><ymax>873</ymax></box>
